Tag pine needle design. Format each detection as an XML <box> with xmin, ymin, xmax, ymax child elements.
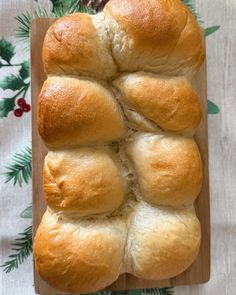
<box><xmin>15</xmin><ymin>0</ymin><xmax>93</xmax><ymax>44</ymax></box>
<box><xmin>3</xmin><ymin>146</ymin><xmax>32</xmax><ymax>187</ymax></box>
<box><xmin>15</xmin><ymin>8</ymin><xmax>50</xmax><ymax>44</ymax></box>
<box><xmin>182</xmin><ymin>0</ymin><xmax>203</xmax><ymax>24</ymax></box>
<box><xmin>143</xmin><ymin>288</ymin><xmax>174</xmax><ymax>295</ymax></box>
<box><xmin>1</xmin><ymin>225</ymin><xmax>32</xmax><ymax>273</ymax></box>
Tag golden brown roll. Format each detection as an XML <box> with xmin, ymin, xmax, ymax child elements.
<box><xmin>104</xmin><ymin>0</ymin><xmax>205</xmax><ymax>76</ymax></box>
<box><xmin>126</xmin><ymin>133</ymin><xmax>203</xmax><ymax>207</ymax></box>
<box><xmin>34</xmin><ymin>209</ymin><xmax>127</xmax><ymax>293</ymax></box>
<box><xmin>43</xmin><ymin>148</ymin><xmax>126</xmax><ymax>215</ymax></box>
<box><xmin>127</xmin><ymin>202</ymin><xmax>201</xmax><ymax>280</ymax></box>
<box><xmin>38</xmin><ymin>76</ymin><xmax>125</xmax><ymax>148</ymax></box>
<box><xmin>113</xmin><ymin>73</ymin><xmax>202</xmax><ymax>134</ymax></box>
<box><xmin>43</xmin><ymin>13</ymin><xmax>117</xmax><ymax>79</ymax></box>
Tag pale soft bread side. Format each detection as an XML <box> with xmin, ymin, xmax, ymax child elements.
<box><xmin>126</xmin><ymin>202</ymin><xmax>201</xmax><ymax>280</ymax></box>
<box><xmin>104</xmin><ymin>0</ymin><xmax>205</xmax><ymax>76</ymax></box>
<box><xmin>42</xmin><ymin>13</ymin><xmax>117</xmax><ymax>79</ymax></box>
<box><xmin>126</xmin><ymin>133</ymin><xmax>203</xmax><ymax>207</ymax></box>
<box><xmin>44</xmin><ymin>148</ymin><xmax>126</xmax><ymax>215</ymax></box>
<box><xmin>37</xmin><ymin>76</ymin><xmax>125</xmax><ymax>148</ymax></box>
<box><xmin>113</xmin><ymin>73</ymin><xmax>202</xmax><ymax>135</ymax></box>
<box><xmin>34</xmin><ymin>209</ymin><xmax>127</xmax><ymax>294</ymax></box>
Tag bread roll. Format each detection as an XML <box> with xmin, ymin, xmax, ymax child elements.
<box><xmin>104</xmin><ymin>0</ymin><xmax>205</xmax><ymax>76</ymax></box>
<box><xmin>126</xmin><ymin>202</ymin><xmax>201</xmax><ymax>280</ymax></box>
<box><xmin>43</xmin><ymin>13</ymin><xmax>117</xmax><ymax>79</ymax></box>
<box><xmin>113</xmin><ymin>73</ymin><xmax>202</xmax><ymax>134</ymax></box>
<box><xmin>126</xmin><ymin>133</ymin><xmax>203</xmax><ymax>207</ymax></box>
<box><xmin>44</xmin><ymin>148</ymin><xmax>125</xmax><ymax>215</ymax></box>
<box><xmin>34</xmin><ymin>209</ymin><xmax>127</xmax><ymax>293</ymax></box>
<box><xmin>38</xmin><ymin>76</ymin><xmax>125</xmax><ymax>148</ymax></box>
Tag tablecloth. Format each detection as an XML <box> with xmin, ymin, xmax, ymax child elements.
<box><xmin>0</xmin><ymin>1</ymin><xmax>235</xmax><ymax>294</ymax></box>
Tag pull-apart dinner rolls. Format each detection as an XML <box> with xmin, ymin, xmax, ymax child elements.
<box><xmin>34</xmin><ymin>0</ymin><xmax>206</xmax><ymax>292</ymax></box>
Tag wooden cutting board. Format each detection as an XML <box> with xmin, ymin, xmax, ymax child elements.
<box><xmin>31</xmin><ymin>18</ymin><xmax>210</xmax><ymax>295</ymax></box>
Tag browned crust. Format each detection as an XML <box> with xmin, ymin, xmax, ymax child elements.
<box><xmin>37</xmin><ymin>76</ymin><xmax>125</xmax><ymax>148</ymax></box>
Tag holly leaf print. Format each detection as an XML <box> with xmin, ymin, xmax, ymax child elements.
<box><xmin>0</xmin><ymin>98</ymin><xmax>15</xmax><ymax>118</ymax></box>
<box><xmin>51</xmin><ymin>0</ymin><xmax>74</xmax><ymax>13</ymax></box>
<box><xmin>50</xmin><ymin>0</ymin><xmax>93</xmax><ymax>16</ymax></box>
<box><xmin>0</xmin><ymin>74</ymin><xmax>25</xmax><ymax>91</ymax></box>
<box><xmin>19</xmin><ymin>61</ymin><xmax>30</xmax><ymax>80</ymax></box>
<box><xmin>0</xmin><ymin>39</ymin><xmax>15</xmax><ymax>64</ymax></box>
<box><xmin>205</xmin><ymin>26</ymin><xmax>220</xmax><ymax>36</ymax></box>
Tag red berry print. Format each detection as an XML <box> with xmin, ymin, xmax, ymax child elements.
<box><xmin>14</xmin><ymin>108</ymin><xmax>23</xmax><ymax>117</ymax></box>
<box><xmin>22</xmin><ymin>104</ymin><xmax>31</xmax><ymax>112</ymax></box>
<box><xmin>17</xmin><ymin>98</ymin><xmax>26</xmax><ymax>107</ymax></box>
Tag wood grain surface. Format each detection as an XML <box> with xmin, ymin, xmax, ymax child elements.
<box><xmin>31</xmin><ymin>18</ymin><xmax>210</xmax><ymax>295</ymax></box>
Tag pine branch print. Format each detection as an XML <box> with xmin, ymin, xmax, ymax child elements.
<box><xmin>142</xmin><ymin>288</ymin><xmax>174</xmax><ymax>295</ymax></box>
<box><xmin>182</xmin><ymin>0</ymin><xmax>203</xmax><ymax>24</ymax></box>
<box><xmin>205</xmin><ymin>26</ymin><xmax>221</xmax><ymax>36</ymax></box>
<box><xmin>15</xmin><ymin>9</ymin><xmax>50</xmax><ymax>45</ymax></box>
<box><xmin>20</xmin><ymin>204</ymin><xmax>32</xmax><ymax>219</ymax></box>
<box><xmin>15</xmin><ymin>1</ymin><xmax>93</xmax><ymax>44</ymax></box>
<box><xmin>1</xmin><ymin>225</ymin><xmax>32</xmax><ymax>273</ymax></box>
<box><xmin>3</xmin><ymin>146</ymin><xmax>32</xmax><ymax>187</ymax></box>
<box><xmin>158</xmin><ymin>288</ymin><xmax>174</xmax><ymax>295</ymax></box>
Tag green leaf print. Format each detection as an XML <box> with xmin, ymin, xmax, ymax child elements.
<box><xmin>208</xmin><ymin>100</ymin><xmax>220</xmax><ymax>114</ymax></box>
<box><xmin>183</xmin><ymin>0</ymin><xmax>203</xmax><ymax>24</ymax></box>
<box><xmin>51</xmin><ymin>0</ymin><xmax>93</xmax><ymax>15</ymax></box>
<box><xmin>19</xmin><ymin>60</ymin><xmax>30</xmax><ymax>80</ymax></box>
<box><xmin>20</xmin><ymin>204</ymin><xmax>32</xmax><ymax>219</ymax></box>
<box><xmin>15</xmin><ymin>2</ymin><xmax>93</xmax><ymax>45</ymax></box>
<box><xmin>0</xmin><ymin>74</ymin><xmax>26</xmax><ymax>91</ymax></box>
<box><xmin>0</xmin><ymin>38</ymin><xmax>31</xmax><ymax>118</ymax></box>
<box><xmin>143</xmin><ymin>288</ymin><xmax>174</xmax><ymax>295</ymax></box>
<box><xmin>0</xmin><ymin>98</ymin><xmax>15</xmax><ymax>118</ymax></box>
<box><xmin>1</xmin><ymin>225</ymin><xmax>32</xmax><ymax>273</ymax></box>
<box><xmin>205</xmin><ymin>26</ymin><xmax>221</xmax><ymax>36</ymax></box>
<box><xmin>0</xmin><ymin>39</ymin><xmax>15</xmax><ymax>64</ymax></box>
<box><xmin>2</xmin><ymin>146</ymin><xmax>32</xmax><ymax>186</ymax></box>
<box><xmin>15</xmin><ymin>9</ymin><xmax>50</xmax><ymax>45</ymax></box>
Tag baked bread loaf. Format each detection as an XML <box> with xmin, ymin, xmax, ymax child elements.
<box><xmin>34</xmin><ymin>0</ymin><xmax>205</xmax><ymax>293</ymax></box>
